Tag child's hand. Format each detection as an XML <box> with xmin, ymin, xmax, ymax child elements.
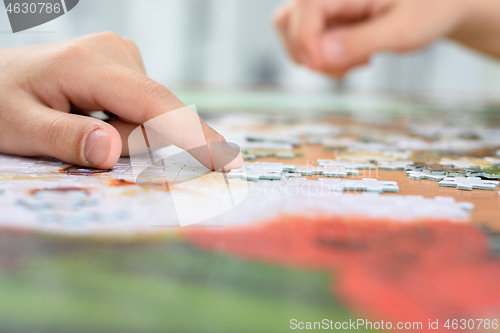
<box><xmin>0</xmin><ymin>32</ymin><xmax>243</xmax><ymax>170</ymax></box>
<box><xmin>274</xmin><ymin>0</ymin><xmax>469</xmax><ymax>78</ymax></box>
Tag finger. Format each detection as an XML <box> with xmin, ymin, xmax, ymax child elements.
<box><xmin>286</xmin><ymin>0</ymin><xmax>371</xmax><ymax>69</ymax></box>
<box><xmin>287</xmin><ymin>0</ymin><xmax>325</xmax><ymax>68</ymax></box>
<box><xmin>320</xmin><ymin>2</ymin><xmax>407</xmax><ymax>72</ymax></box>
<box><xmin>122</xmin><ymin>37</ymin><xmax>146</xmax><ymax>74</ymax></box>
<box><xmin>288</xmin><ymin>0</ymin><xmax>393</xmax><ymax>70</ymax></box>
<box><xmin>57</xmin><ymin>58</ymin><xmax>243</xmax><ymax>170</ymax></box>
<box><xmin>109</xmin><ymin>119</ymin><xmax>171</xmax><ymax>157</ymax></box>
<box><xmin>0</xmin><ymin>99</ymin><xmax>121</xmax><ymax>169</ymax></box>
<box><xmin>77</xmin><ymin>32</ymin><xmax>145</xmax><ymax>73</ymax></box>
<box><xmin>274</xmin><ymin>3</ymin><xmax>297</xmax><ymax>63</ymax></box>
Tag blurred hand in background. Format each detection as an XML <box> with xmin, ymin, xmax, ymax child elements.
<box><xmin>275</xmin><ymin>0</ymin><xmax>500</xmax><ymax>78</ymax></box>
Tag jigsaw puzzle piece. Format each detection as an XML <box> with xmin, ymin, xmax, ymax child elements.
<box><xmin>406</xmin><ymin>171</ymin><xmax>445</xmax><ymax>181</ymax></box>
<box><xmin>405</xmin><ymin>163</ymin><xmax>465</xmax><ymax>177</ymax></box>
<box><xmin>296</xmin><ymin>165</ymin><xmax>324</xmax><ymax>176</ymax></box>
<box><xmin>377</xmin><ymin>161</ymin><xmax>413</xmax><ymax>171</ymax></box>
<box><xmin>439</xmin><ymin>177</ymin><xmax>500</xmax><ymax>191</ymax></box>
<box><xmin>317</xmin><ymin>159</ymin><xmax>375</xmax><ymax>170</ymax></box>
<box><xmin>481</xmin><ymin>167</ymin><xmax>500</xmax><ymax>180</ymax></box>
<box><xmin>322</xmin><ymin>166</ymin><xmax>360</xmax><ymax>178</ymax></box>
<box><xmin>319</xmin><ymin>178</ymin><xmax>399</xmax><ymax>193</ymax></box>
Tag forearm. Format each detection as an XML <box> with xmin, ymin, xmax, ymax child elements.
<box><xmin>450</xmin><ymin>0</ymin><xmax>500</xmax><ymax>58</ymax></box>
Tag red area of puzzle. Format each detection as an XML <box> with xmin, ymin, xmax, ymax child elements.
<box><xmin>184</xmin><ymin>217</ymin><xmax>500</xmax><ymax>332</ymax></box>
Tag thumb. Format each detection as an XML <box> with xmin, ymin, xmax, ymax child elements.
<box><xmin>13</xmin><ymin>103</ymin><xmax>122</xmax><ymax>169</ymax></box>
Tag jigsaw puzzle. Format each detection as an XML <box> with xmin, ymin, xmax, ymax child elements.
<box><xmin>2</xmin><ymin>101</ymin><xmax>500</xmax><ymax>333</ymax></box>
<box><xmin>406</xmin><ymin>171</ymin><xmax>445</xmax><ymax>181</ymax></box>
<box><xmin>405</xmin><ymin>163</ymin><xmax>465</xmax><ymax>176</ymax></box>
<box><xmin>0</xmin><ymin>106</ymin><xmax>499</xmax><ymax>235</ymax></box>
<box><xmin>481</xmin><ymin>167</ymin><xmax>500</xmax><ymax>179</ymax></box>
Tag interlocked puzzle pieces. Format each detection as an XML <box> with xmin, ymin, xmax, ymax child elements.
<box><xmin>335</xmin><ymin>151</ymin><xmax>411</xmax><ymax>164</ymax></box>
<box><xmin>295</xmin><ymin>165</ymin><xmax>360</xmax><ymax>177</ymax></box>
<box><xmin>405</xmin><ymin>163</ymin><xmax>465</xmax><ymax>177</ymax></box>
<box><xmin>481</xmin><ymin>167</ymin><xmax>500</xmax><ymax>180</ymax></box>
<box><xmin>439</xmin><ymin>177</ymin><xmax>500</xmax><ymax>191</ymax></box>
<box><xmin>231</xmin><ymin>162</ymin><xmax>365</xmax><ymax>179</ymax></box>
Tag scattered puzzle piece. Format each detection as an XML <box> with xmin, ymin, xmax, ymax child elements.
<box><xmin>439</xmin><ymin>177</ymin><xmax>499</xmax><ymax>191</ymax></box>
<box><xmin>319</xmin><ymin>178</ymin><xmax>399</xmax><ymax>193</ymax></box>
<box><xmin>228</xmin><ymin>162</ymin><xmax>285</xmax><ymax>181</ymax></box>
<box><xmin>378</xmin><ymin>161</ymin><xmax>413</xmax><ymax>171</ymax></box>
<box><xmin>296</xmin><ymin>165</ymin><xmax>324</xmax><ymax>176</ymax></box>
<box><xmin>322</xmin><ymin>166</ymin><xmax>360</xmax><ymax>178</ymax></box>
<box><xmin>406</xmin><ymin>171</ymin><xmax>445</xmax><ymax>182</ymax></box>
<box><xmin>405</xmin><ymin>163</ymin><xmax>465</xmax><ymax>177</ymax></box>
<box><xmin>240</xmin><ymin>141</ymin><xmax>303</xmax><ymax>159</ymax></box>
<box><xmin>275</xmin><ymin>151</ymin><xmax>297</xmax><ymax>159</ymax></box>
<box><xmin>340</xmin><ymin>178</ymin><xmax>399</xmax><ymax>193</ymax></box>
<box><xmin>464</xmin><ymin>168</ymin><xmax>483</xmax><ymax>177</ymax></box>
<box><xmin>282</xmin><ymin>172</ymin><xmax>302</xmax><ymax>178</ymax></box>
<box><xmin>317</xmin><ymin>159</ymin><xmax>375</xmax><ymax>170</ymax></box>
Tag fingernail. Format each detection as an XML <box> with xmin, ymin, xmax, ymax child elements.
<box><xmin>323</xmin><ymin>34</ymin><xmax>346</xmax><ymax>66</ymax></box>
<box><xmin>84</xmin><ymin>129</ymin><xmax>110</xmax><ymax>166</ymax></box>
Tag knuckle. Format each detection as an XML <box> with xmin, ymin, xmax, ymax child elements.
<box><xmin>142</xmin><ymin>79</ymin><xmax>172</xmax><ymax>102</ymax></box>
<box><xmin>294</xmin><ymin>0</ymin><xmax>308</xmax><ymax>7</ymax></box>
<box><xmin>273</xmin><ymin>10</ymin><xmax>285</xmax><ymax>28</ymax></box>
<box><xmin>123</xmin><ymin>37</ymin><xmax>137</xmax><ymax>49</ymax></box>
<box><xmin>123</xmin><ymin>37</ymin><xmax>142</xmax><ymax>59</ymax></box>
<box><xmin>393</xmin><ymin>20</ymin><xmax>419</xmax><ymax>51</ymax></box>
<box><xmin>96</xmin><ymin>31</ymin><xmax>123</xmax><ymax>42</ymax></box>
<box><xmin>55</xmin><ymin>42</ymin><xmax>92</xmax><ymax>61</ymax></box>
<box><xmin>84</xmin><ymin>31</ymin><xmax>127</xmax><ymax>50</ymax></box>
<box><xmin>46</xmin><ymin>116</ymin><xmax>74</xmax><ymax>156</ymax></box>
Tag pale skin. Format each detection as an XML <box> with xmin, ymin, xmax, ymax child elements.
<box><xmin>274</xmin><ymin>0</ymin><xmax>500</xmax><ymax>78</ymax></box>
<box><xmin>0</xmin><ymin>32</ymin><xmax>243</xmax><ymax>170</ymax></box>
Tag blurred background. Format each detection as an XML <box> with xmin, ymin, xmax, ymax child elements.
<box><xmin>2</xmin><ymin>0</ymin><xmax>500</xmax><ymax>96</ymax></box>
